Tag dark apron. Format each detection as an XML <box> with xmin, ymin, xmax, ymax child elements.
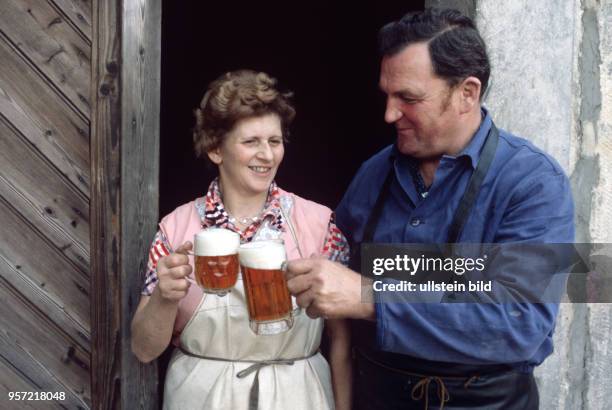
<box><xmin>350</xmin><ymin>124</ymin><xmax>538</xmax><ymax>410</ymax></box>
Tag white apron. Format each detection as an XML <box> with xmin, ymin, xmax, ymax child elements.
<box><xmin>160</xmin><ymin>190</ymin><xmax>336</xmax><ymax>410</ymax></box>
<box><xmin>163</xmin><ymin>275</ymin><xmax>334</xmax><ymax>410</ymax></box>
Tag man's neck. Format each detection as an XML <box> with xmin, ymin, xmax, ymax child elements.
<box><xmin>447</xmin><ymin>108</ymin><xmax>484</xmax><ymax>156</ymax></box>
<box><xmin>419</xmin><ymin>109</ymin><xmax>483</xmax><ymax>187</ymax></box>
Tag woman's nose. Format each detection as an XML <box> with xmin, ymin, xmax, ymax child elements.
<box><xmin>257</xmin><ymin>143</ymin><xmax>274</xmax><ymax>160</ymax></box>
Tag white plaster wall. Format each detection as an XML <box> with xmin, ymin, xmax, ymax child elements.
<box><xmin>477</xmin><ymin>0</ymin><xmax>576</xmax><ymax>172</ymax></box>
<box><xmin>583</xmin><ymin>1</ymin><xmax>612</xmax><ymax>409</ymax></box>
<box><xmin>474</xmin><ymin>0</ymin><xmax>612</xmax><ymax>409</ymax></box>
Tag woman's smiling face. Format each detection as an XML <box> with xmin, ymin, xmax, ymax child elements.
<box><xmin>208</xmin><ymin>113</ymin><xmax>285</xmax><ymax>197</ymax></box>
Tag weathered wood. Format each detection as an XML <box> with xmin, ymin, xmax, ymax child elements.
<box><xmin>0</xmin><ymin>287</ymin><xmax>90</xmax><ymax>408</ymax></box>
<box><xmin>0</xmin><ymin>0</ymin><xmax>91</xmax><ymax>116</ymax></box>
<box><xmin>90</xmin><ymin>0</ymin><xmax>121</xmax><ymax>408</ymax></box>
<box><xmin>121</xmin><ymin>0</ymin><xmax>162</xmax><ymax>408</ymax></box>
<box><xmin>0</xmin><ymin>252</ymin><xmax>89</xmax><ymax>352</ymax></box>
<box><xmin>0</xmin><ymin>197</ymin><xmax>90</xmax><ymax>337</ymax></box>
<box><xmin>91</xmin><ymin>0</ymin><xmax>163</xmax><ymax>407</ymax></box>
<box><xmin>0</xmin><ymin>359</ymin><xmax>63</xmax><ymax>410</ymax></box>
<box><xmin>0</xmin><ymin>34</ymin><xmax>90</xmax><ymax>195</ymax></box>
<box><xmin>0</xmin><ymin>117</ymin><xmax>90</xmax><ymax>273</ymax></box>
<box><xmin>49</xmin><ymin>0</ymin><xmax>93</xmax><ymax>43</ymax></box>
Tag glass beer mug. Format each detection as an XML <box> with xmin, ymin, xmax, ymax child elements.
<box><xmin>192</xmin><ymin>228</ymin><xmax>240</xmax><ymax>296</ymax></box>
<box><xmin>239</xmin><ymin>239</ymin><xmax>295</xmax><ymax>335</ymax></box>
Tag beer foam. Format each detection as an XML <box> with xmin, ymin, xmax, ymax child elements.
<box><xmin>239</xmin><ymin>240</ymin><xmax>286</xmax><ymax>269</ymax></box>
<box><xmin>194</xmin><ymin>228</ymin><xmax>240</xmax><ymax>256</ymax></box>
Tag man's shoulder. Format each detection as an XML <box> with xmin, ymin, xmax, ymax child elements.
<box><xmin>355</xmin><ymin>144</ymin><xmax>394</xmax><ymax>176</ymax></box>
<box><xmin>496</xmin><ymin>129</ymin><xmax>566</xmax><ymax>177</ymax></box>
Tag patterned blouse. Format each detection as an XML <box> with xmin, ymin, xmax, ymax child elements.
<box><xmin>141</xmin><ymin>179</ymin><xmax>350</xmax><ymax>295</ymax></box>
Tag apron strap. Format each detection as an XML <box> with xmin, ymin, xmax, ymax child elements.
<box><xmin>447</xmin><ymin>123</ymin><xmax>499</xmax><ymax>243</ymax></box>
<box><xmin>179</xmin><ymin>346</ymin><xmax>318</xmax><ymax>410</ymax></box>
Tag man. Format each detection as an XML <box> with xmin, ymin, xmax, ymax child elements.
<box><xmin>285</xmin><ymin>8</ymin><xmax>574</xmax><ymax>410</ymax></box>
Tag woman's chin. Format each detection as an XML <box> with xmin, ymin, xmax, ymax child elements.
<box><xmin>245</xmin><ymin>178</ymin><xmax>274</xmax><ymax>195</ymax></box>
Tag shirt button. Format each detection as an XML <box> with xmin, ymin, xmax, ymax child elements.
<box><xmin>410</xmin><ymin>218</ymin><xmax>421</xmax><ymax>227</ymax></box>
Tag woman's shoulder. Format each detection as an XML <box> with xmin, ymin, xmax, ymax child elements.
<box><xmin>277</xmin><ymin>188</ymin><xmax>332</xmax><ymax>218</ymax></box>
<box><xmin>159</xmin><ymin>198</ymin><xmax>203</xmax><ymax>239</ymax></box>
<box><xmin>161</xmin><ymin>199</ymin><xmax>200</xmax><ymax>221</ymax></box>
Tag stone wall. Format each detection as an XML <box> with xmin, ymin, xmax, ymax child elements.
<box><xmin>425</xmin><ymin>1</ymin><xmax>612</xmax><ymax>408</ymax></box>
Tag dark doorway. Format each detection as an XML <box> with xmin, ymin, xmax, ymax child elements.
<box><xmin>160</xmin><ymin>1</ymin><xmax>425</xmax><ymax>217</ymax></box>
<box><xmin>158</xmin><ymin>0</ymin><xmax>425</xmax><ymax>404</ymax></box>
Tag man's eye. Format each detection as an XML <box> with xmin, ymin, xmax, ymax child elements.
<box><xmin>269</xmin><ymin>139</ymin><xmax>282</xmax><ymax>146</ymax></box>
<box><xmin>400</xmin><ymin>96</ymin><xmax>418</xmax><ymax>104</ymax></box>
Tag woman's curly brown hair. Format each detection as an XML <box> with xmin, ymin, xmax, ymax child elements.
<box><xmin>193</xmin><ymin>70</ymin><xmax>296</xmax><ymax>158</ymax></box>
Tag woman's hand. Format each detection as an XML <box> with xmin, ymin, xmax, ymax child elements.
<box><xmin>131</xmin><ymin>241</ymin><xmax>193</xmax><ymax>363</ymax></box>
<box><xmin>155</xmin><ymin>241</ymin><xmax>193</xmax><ymax>303</ymax></box>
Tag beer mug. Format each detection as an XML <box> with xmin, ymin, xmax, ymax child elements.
<box><xmin>239</xmin><ymin>239</ymin><xmax>294</xmax><ymax>335</ymax></box>
<box><xmin>193</xmin><ymin>228</ymin><xmax>240</xmax><ymax>296</ymax></box>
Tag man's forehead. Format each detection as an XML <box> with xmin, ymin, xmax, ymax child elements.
<box><xmin>379</xmin><ymin>43</ymin><xmax>439</xmax><ymax>92</ymax></box>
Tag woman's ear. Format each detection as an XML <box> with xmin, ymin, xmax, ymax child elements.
<box><xmin>207</xmin><ymin>148</ymin><xmax>222</xmax><ymax>165</ymax></box>
<box><xmin>458</xmin><ymin>76</ymin><xmax>482</xmax><ymax>114</ymax></box>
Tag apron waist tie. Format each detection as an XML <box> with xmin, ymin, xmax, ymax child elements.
<box><xmin>179</xmin><ymin>346</ymin><xmax>317</xmax><ymax>410</ymax></box>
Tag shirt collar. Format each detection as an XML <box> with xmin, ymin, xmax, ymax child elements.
<box><xmin>203</xmin><ymin>178</ymin><xmax>282</xmax><ymax>233</ymax></box>
<box><xmin>453</xmin><ymin>107</ymin><xmax>493</xmax><ymax>169</ymax></box>
<box><xmin>390</xmin><ymin>107</ymin><xmax>493</xmax><ymax>170</ymax></box>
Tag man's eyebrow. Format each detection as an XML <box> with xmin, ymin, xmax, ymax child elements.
<box><xmin>378</xmin><ymin>83</ymin><xmax>425</xmax><ymax>100</ymax></box>
<box><xmin>388</xmin><ymin>89</ymin><xmax>423</xmax><ymax>99</ymax></box>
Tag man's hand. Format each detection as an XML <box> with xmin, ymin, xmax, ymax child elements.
<box><xmin>285</xmin><ymin>257</ymin><xmax>375</xmax><ymax>320</ymax></box>
<box><xmin>154</xmin><ymin>241</ymin><xmax>193</xmax><ymax>303</ymax></box>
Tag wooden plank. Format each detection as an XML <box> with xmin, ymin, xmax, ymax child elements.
<box><xmin>0</xmin><ymin>343</ymin><xmax>79</xmax><ymax>409</ymax></box>
<box><xmin>0</xmin><ymin>117</ymin><xmax>90</xmax><ymax>273</ymax></box>
<box><xmin>0</xmin><ymin>0</ymin><xmax>91</xmax><ymax>117</ymax></box>
<box><xmin>0</xmin><ymin>36</ymin><xmax>90</xmax><ymax>196</ymax></box>
<box><xmin>90</xmin><ymin>0</ymin><xmax>122</xmax><ymax>408</ymax></box>
<box><xmin>0</xmin><ymin>255</ymin><xmax>89</xmax><ymax>352</ymax></box>
<box><xmin>49</xmin><ymin>0</ymin><xmax>93</xmax><ymax>43</ymax></box>
<box><xmin>92</xmin><ymin>0</ymin><xmax>162</xmax><ymax>406</ymax></box>
<box><xmin>121</xmin><ymin>0</ymin><xmax>162</xmax><ymax>408</ymax></box>
<box><xmin>0</xmin><ymin>198</ymin><xmax>90</xmax><ymax>338</ymax></box>
<box><xmin>0</xmin><ymin>285</ymin><xmax>90</xmax><ymax>408</ymax></box>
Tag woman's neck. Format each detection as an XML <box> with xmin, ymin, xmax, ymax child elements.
<box><xmin>218</xmin><ymin>179</ymin><xmax>268</xmax><ymax>219</ymax></box>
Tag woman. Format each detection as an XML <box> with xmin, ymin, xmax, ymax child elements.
<box><xmin>131</xmin><ymin>70</ymin><xmax>352</xmax><ymax>410</ymax></box>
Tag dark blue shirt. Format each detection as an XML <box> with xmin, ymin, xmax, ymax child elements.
<box><xmin>335</xmin><ymin>110</ymin><xmax>575</xmax><ymax>372</ymax></box>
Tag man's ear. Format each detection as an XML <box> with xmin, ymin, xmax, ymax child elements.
<box><xmin>207</xmin><ymin>148</ymin><xmax>222</xmax><ymax>165</ymax></box>
<box><xmin>458</xmin><ymin>76</ymin><xmax>482</xmax><ymax>114</ymax></box>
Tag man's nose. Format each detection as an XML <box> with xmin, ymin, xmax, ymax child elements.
<box><xmin>384</xmin><ymin>99</ymin><xmax>402</xmax><ymax>123</ymax></box>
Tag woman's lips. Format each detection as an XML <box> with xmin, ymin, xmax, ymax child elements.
<box><xmin>249</xmin><ymin>166</ymin><xmax>272</xmax><ymax>174</ymax></box>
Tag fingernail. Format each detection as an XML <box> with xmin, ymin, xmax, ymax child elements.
<box><xmin>281</xmin><ymin>261</ymin><xmax>288</xmax><ymax>272</ymax></box>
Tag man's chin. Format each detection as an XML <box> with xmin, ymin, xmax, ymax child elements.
<box><xmin>396</xmin><ymin>140</ymin><xmax>420</xmax><ymax>157</ymax></box>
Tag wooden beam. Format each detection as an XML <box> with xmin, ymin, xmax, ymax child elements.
<box><xmin>90</xmin><ymin>0</ymin><xmax>121</xmax><ymax>408</ymax></box>
<box><xmin>91</xmin><ymin>0</ymin><xmax>161</xmax><ymax>408</ymax></box>
<box><xmin>120</xmin><ymin>0</ymin><xmax>161</xmax><ymax>408</ymax></box>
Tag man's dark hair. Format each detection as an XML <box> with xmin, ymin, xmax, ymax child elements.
<box><xmin>378</xmin><ymin>8</ymin><xmax>490</xmax><ymax>98</ymax></box>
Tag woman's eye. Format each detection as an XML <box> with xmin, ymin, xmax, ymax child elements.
<box><xmin>243</xmin><ymin>139</ymin><xmax>257</xmax><ymax>145</ymax></box>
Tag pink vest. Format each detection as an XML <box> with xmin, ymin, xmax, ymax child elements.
<box><xmin>158</xmin><ymin>189</ymin><xmax>332</xmax><ymax>345</ymax></box>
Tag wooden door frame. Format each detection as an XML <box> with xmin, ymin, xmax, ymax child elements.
<box><xmin>90</xmin><ymin>0</ymin><xmax>162</xmax><ymax>408</ymax></box>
